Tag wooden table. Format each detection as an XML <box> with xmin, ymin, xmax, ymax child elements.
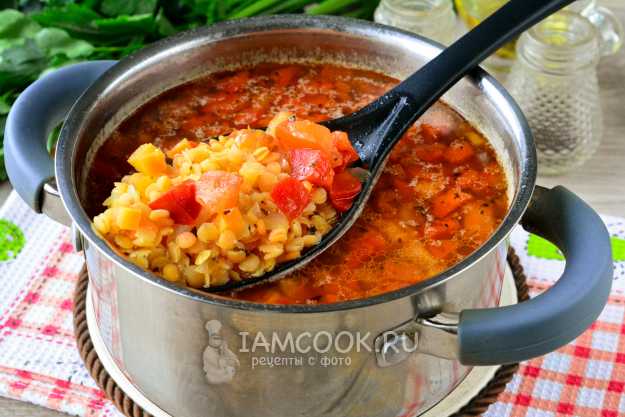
<box><xmin>1</xmin><ymin>1</ymin><xmax>624</xmax><ymax>415</ymax></box>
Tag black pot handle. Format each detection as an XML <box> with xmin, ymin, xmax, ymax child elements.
<box><xmin>459</xmin><ymin>185</ymin><xmax>613</xmax><ymax>365</ymax></box>
<box><xmin>4</xmin><ymin>61</ymin><xmax>116</xmax><ymax>213</ymax></box>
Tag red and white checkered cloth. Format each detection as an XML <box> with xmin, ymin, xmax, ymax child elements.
<box><xmin>1</xmin><ymin>190</ymin><xmax>624</xmax><ymax>417</ymax></box>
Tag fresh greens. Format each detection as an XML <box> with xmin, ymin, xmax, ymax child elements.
<box><xmin>0</xmin><ymin>0</ymin><xmax>379</xmax><ymax>181</ymax></box>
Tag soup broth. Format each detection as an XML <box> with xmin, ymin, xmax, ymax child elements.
<box><xmin>87</xmin><ymin>63</ymin><xmax>508</xmax><ymax>304</ymax></box>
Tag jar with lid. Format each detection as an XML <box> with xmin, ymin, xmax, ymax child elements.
<box><xmin>506</xmin><ymin>11</ymin><xmax>602</xmax><ymax>175</ymax></box>
<box><xmin>374</xmin><ymin>0</ymin><xmax>458</xmax><ymax>45</ymax></box>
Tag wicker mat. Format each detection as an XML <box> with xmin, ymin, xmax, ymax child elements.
<box><xmin>72</xmin><ymin>248</ymin><xmax>529</xmax><ymax>417</ymax></box>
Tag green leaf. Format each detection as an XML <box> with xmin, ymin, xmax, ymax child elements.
<box><xmin>0</xmin><ymin>39</ymin><xmax>47</xmax><ymax>91</ymax></box>
<box><xmin>31</xmin><ymin>4</ymin><xmax>102</xmax><ymax>39</ymax></box>
<box><xmin>0</xmin><ymin>91</ymin><xmax>13</xmax><ymax>115</ymax></box>
<box><xmin>0</xmin><ymin>147</ymin><xmax>7</xmax><ymax>182</ymax></box>
<box><xmin>93</xmin><ymin>13</ymin><xmax>156</xmax><ymax>36</ymax></box>
<box><xmin>46</xmin><ymin>122</ymin><xmax>62</xmax><ymax>154</ymax></box>
<box><xmin>34</xmin><ymin>27</ymin><xmax>94</xmax><ymax>58</ymax></box>
<box><xmin>306</xmin><ymin>0</ymin><xmax>360</xmax><ymax>15</ymax></box>
<box><xmin>0</xmin><ymin>9</ymin><xmax>41</xmax><ymax>38</ymax></box>
<box><xmin>100</xmin><ymin>0</ymin><xmax>158</xmax><ymax>17</ymax></box>
<box><xmin>155</xmin><ymin>10</ymin><xmax>177</xmax><ymax>37</ymax></box>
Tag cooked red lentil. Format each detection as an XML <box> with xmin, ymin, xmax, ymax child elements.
<box><xmin>92</xmin><ymin>113</ymin><xmax>361</xmax><ymax>287</ymax></box>
<box><xmin>87</xmin><ymin>63</ymin><xmax>508</xmax><ymax>303</ymax></box>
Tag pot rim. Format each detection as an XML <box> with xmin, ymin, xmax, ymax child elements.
<box><xmin>55</xmin><ymin>14</ymin><xmax>536</xmax><ymax>313</ymax></box>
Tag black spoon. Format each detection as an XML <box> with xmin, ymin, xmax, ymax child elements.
<box><xmin>210</xmin><ymin>0</ymin><xmax>575</xmax><ymax>292</ymax></box>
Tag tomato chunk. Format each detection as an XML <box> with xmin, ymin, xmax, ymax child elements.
<box><xmin>271</xmin><ymin>177</ymin><xmax>311</xmax><ymax>221</ymax></box>
<box><xmin>331</xmin><ymin>131</ymin><xmax>360</xmax><ymax>169</ymax></box>
<box><xmin>149</xmin><ymin>181</ymin><xmax>201</xmax><ymax>225</ymax></box>
<box><xmin>288</xmin><ymin>149</ymin><xmax>335</xmax><ymax>189</ymax></box>
<box><xmin>329</xmin><ymin>170</ymin><xmax>362</xmax><ymax>212</ymax></box>
<box><xmin>430</xmin><ymin>187</ymin><xmax>473</xmax><ymax>218</ymax></box>
<box><xmin>275</xmin><ymin>120</ymin><xmax>343</xmax><ymax>167</ymax></box>
<box><xmin>196</xmin><ymin>171</ymin><xmax>242</xmax><ymax>215</ymax></box>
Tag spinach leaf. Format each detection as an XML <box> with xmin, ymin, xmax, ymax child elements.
<box><xmin>34</xmin><ymin>27</ymin><xmax>94</xmax><ymax>58</ymax></box>
<box><xmin>0</xmin><ymin>39</ymin><xmax>47</xmax><ymax>91</ymax></box>
<box><xmin>0</xmin><ymin>9</ymin><xmax>41</xmax><ymax>38</ymax></box>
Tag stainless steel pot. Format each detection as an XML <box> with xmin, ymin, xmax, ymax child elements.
<box><xmin>4</xmin><ymin>15</ymin><xmax>613</xmax><ymax>417</ymax></box>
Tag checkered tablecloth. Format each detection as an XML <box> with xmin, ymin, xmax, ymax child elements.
<box><xmin>0</xmin><ymin>190</ymin><xmax>624</xmax><ymax>417</ymax></box>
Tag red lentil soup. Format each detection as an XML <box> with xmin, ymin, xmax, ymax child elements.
<box><xmin>87</xmin><ymin>63</ymin><xmax>508</xmax><ymax>304</ymax></box>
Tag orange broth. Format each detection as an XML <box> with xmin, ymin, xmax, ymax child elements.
<box><xmin>87</xmin><ymin>63</ymin><xmax>508</xmax><ymax>304</ymax></box>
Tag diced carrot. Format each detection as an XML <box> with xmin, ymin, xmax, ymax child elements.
<box><xmin>128</xmin><ymin>143</ymin><xmax>168</xmax><ymax>176</ymax></box>
<box><xmin>445</xmin><ymin>140</ymin><xmax>475</xmax><ymax>164</ymax></box>
<box><xmin>235</xmin><ymin>129</ymin><xmax>275</xmax><ymax>151</ymax></box>
<box><xmin>456</xmin><ymin>169</ymin><xmax>492</xmax><ymax>197</ymax></box>
<box><xmin>425</xmin><ymin>218</ymin><xmax>460</xmax><ymax>240</ymax></box>
<box><xmin>219</xmin><ymin>207</ymin><xmax>246</xmax><ymax>237</ymax></box>
<box><xmin>430</xmin><ymin>187</ymin><xmax>473</xmax><ymax>218</ymax></box>
<box><xmin>117</xmin><ymin>207</ymin><xmax>142</xmax><ymax>230</ymax></box>
<box><xmin>303</xmin><ymin>93</ymin><xmax>330</xmax><ymax>106</ymax></box>
<box><xmin>218</xmin><ymin>71</ymin><xmax>250</xmax><ymax>93</ymax></box>
<box><xmin>426</xmin><ymin>240</ymin><xmax>459</xmax><ymax>259</ymax></box>
<box><xmin>463</xmin><ymin>201</ymin><xmax>496</xmax><ymax>241</ymax></box>
<box><xmin>273</xmin><ymin>66</ymin><xmax>300</xmax><ymax>87</ymax></box>
<box><xmin>414</xmin><ymin>143</ymin><xmax>447</xmax><ymax>163</ymax></box>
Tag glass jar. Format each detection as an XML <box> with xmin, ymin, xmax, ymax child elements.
<box><xmin>454</xmin><ymin>0</ymin><xmax>623</xmax><ymax>73</ymax></box>
<box><xmin>374</xmin><ymin>0</ymin><xmax>458</xmax><ymax>45</ymax></box>
<box><xmin>568</xmin><ymin>0</ymin><xmax>624</xmax><ymax>56</ymax></box>
<box><xmin>454</xmin><ymin>0</ymin><xmax>515</xmax><ymax>72</ymax></box>
<box><xmin>506</xmin><ymin>11</ymin><xmax>602</xmax><ymax>176</ymax></box>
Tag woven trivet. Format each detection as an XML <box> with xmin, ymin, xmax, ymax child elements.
<box><xmin>73</xmin><ymin>248</ymin><xmax>529</xmax><ymax>417</ymax></box>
